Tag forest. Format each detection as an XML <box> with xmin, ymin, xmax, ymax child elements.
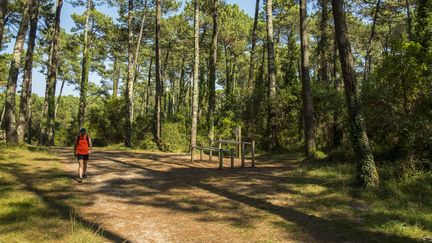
<box><xmin>0</xmin><ymin>0</ymin><xmax>431</xmax><ymax>189</ymax></box>
<box><xmin>1</xmin><ymin>0</ymin><xmax>432</xmax><ymax>241</ymax></box>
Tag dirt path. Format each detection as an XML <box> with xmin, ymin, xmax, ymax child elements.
<box><xmin>54</xmin><ymin>148</ymin><xmax>328</xmax><ymax>243</ymax></box>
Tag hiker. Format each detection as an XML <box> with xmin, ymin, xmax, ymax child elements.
<box><xmin>74</xmin><ymin>128</ymin><xmax>92</xmax><ymax>182</ymax></box>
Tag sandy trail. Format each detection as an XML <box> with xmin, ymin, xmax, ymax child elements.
<box><xmin>55</xmin><ymin>148</ymin><xmax>332</xmax><ymax>243</ymax></box>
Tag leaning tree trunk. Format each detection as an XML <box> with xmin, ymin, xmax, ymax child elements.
<box><xmin>4</xmin><ymin>0</ymin><xmax>30</xmax><ymax>144</ymax></box>
<box><xmin>54</xmin><ymin>79</ymin><xmax>66</xmax><ymax>119</ymax></box>
<box><xmin>208</xmin><ymin>0</ymin><xmax>218</xmax><ymax>141</ymax></box>
<box><xmin>78</xmin><ymin>0</ymin><xmax>92</xmax><ymax>129</ymax></box>
<box><xmin>363</xmin><ymin>0</ymin><xmax>380</xmax><ymax>82</ymax></box>
<box><xmin>17</xmin><ymin>0</ymin><xmax>39</xmax><ymax>144</ymax></box>
<box><xmin>266</xmin><ymin>0</ymin><xmax>278</xmax><ymax>151</ymax></box>
<box><xmin>132</xmin><ymin>0</ymin><xmax>148</xmax><ymax>82</ymax></box>
<box><xmin>331</xmin><ymin>0</ymin><xmax>379</xmax><ymax>187</ymax></box>
<box><xmin>125</xmin><ymin>0</ymin><xmax>134</xmax><ymax>147</ymax></box>
<box><xmin>300</xmin><ymin>0</ymin><xmax>317</xmax><ymax>157</ymax></box>
<box><xmin>154</xmin><ymin>0</ymin><xmax>162</xmax><ymax>145</ymax></box>
<box><xmin>44</xmin><ymin>0</ymin><xmax>63</xmax><ymax>146</ymax></box>
<box><xmin>191</xmin><ymin>0</ymin><xmax>200</xmax><ymax>149</ymax></box>
<box><xmin>0</xmin><ymin>0</ymin><xmax>7</xmax><ymax>49</ymax></box>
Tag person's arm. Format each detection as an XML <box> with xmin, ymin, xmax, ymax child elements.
<box><xmin>73</xmin><ymin>136</ymin><xmax>78</xmax><ymax>157</ymax></box>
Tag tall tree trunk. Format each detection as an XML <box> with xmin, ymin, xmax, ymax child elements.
<box><xmin>331</xmin><ymin>32</ymin><xmax>342</xmax><ymax>148</ymax></box>
<box><xmin>300</xmin><ymin>0</ymin><xmax>316</xmax><ymax>157</ymax></box>
<box><xmin>54</xmin><ymin>79</ymin><xmax>66</xmax><ymax>119</ymax></box>
<box><xmin>125</xmin><ymin>0</ymin><xmax>134</xmax><ymax>147</ymax></box>
<box><xmin>248</xmin><ymin>0</ymin><xmax>260</xmax><ymax>93</ymax></box>
<box><xmin>154</xmin><ymin>0</ymin><xmax>162</xmax><ymax>144</ymax></box>
<box><xmin>161</xmin><ymin>42</ymin><xmax>172</xmax><ymax>117</ymax></box>
<box><xmin>332</xmin><ymin>0</ymin><xmax>379</xmax><ymax>187</ymax></box>
<box><xmin>78</xmin><ymin>0</ymin><xmax>92</xmax><ymax>129</ymax></box>
<box><xmin>266</xmin><ymin>0</ymin><xmax>278</xmax><ymax>151</ymax></box>
<box><xmin>208</xmin><ymin>0</ymin><xmax>218</xmax><ymax>140</ymax></box>
<box><xmin>224</xmin><ymin>44</ymin><xmax>231</xmax><ymax>100</ymax></box>
<box><xmin>405</xmin><ymin>0</ymin><xmax>412</xmax><ymax>40</ymax></box>
<box><xmin>178</xmin><ymin>56</ymin><xmax>186</xmax><ymax>112</ymax></box>
<box><xmin>27</xmin><ymin>97</ymin><xmax>32</xmax><ymax>144</ymax></box>
<box><xmin>4</xmin><ymin>0</ymin><xmax>30</xmax><ymax>144</ymax></box>
<box><xmin>1</xmin><ymin>106</ymin><xmax>5</xmax><ymax>129</ymax></box>
<box><xmin>112</xmin><ymin>53</ymin><xmax>120</xmax><ymax>97</ymax></box>
<box><xmin>44</xmin><ymin>0</ymin><xmax>63</xmax><ymax>145</ymax></box>
<box><xmin>145</xmin><ymin>57</ymin><xmax>153</xmax><ymax>115</ymax></box>
<box><xmin>0</xmin><ymin>0</ymin><xmax>7</xmax><ymax>48</ymax></box>
<box><xmin>317</xmin><ymin>0</ymin><xmax>330</xmax><ymax>84</ymax></box>
<box><xmin>363</xmin><ymin>0</ymin><xmax>380</xmax><ymax>82</ymax></box>
<box><xmin>132</xmin><ymin>0</ymin><xmax>147</xmax><ymax>83</ymax></box>
<box><xmin>17</xmin><ymin>0</ymin><xmax>39</xmax><ymax>144</ymax></box>
<box><xmin>191</xmin><ymin>0</ymin><xmax>200</xmax><ymax>149</ymax></box>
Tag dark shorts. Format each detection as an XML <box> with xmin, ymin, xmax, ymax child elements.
<box><xmin>77</xmin><ymin>154</ymin><xmax>89</xmax><ymax>160</ymax></box>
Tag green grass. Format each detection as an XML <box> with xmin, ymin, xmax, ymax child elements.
<box><xmin>285</xmin><ymin>156</ymin><xmax>432</xmax><ymax>242</ymax></box>
<box><xmin>0</xmin><ymin>144</ymin><xmax>105</xmax><ymax>243</ymax></box>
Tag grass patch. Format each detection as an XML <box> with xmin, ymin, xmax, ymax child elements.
<box><xmin>0</xmin><ymin>144</ymin><xmax>105</xmax><ymax>242</ymax></box>
<box><xmin>288</xmin><ymin>156</ymin><xmax>432</xmax><ymax>242</ymax></box>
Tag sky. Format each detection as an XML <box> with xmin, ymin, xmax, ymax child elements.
<box><xmin>25</xmin><ymin>0</ymin><xmax>257</xmax><ymax>97</ymax></box>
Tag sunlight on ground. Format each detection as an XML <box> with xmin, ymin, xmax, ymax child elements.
<box><xmin>0</xmin><ymin>145</ymin><xmax>431</xmax><ymax>242</ymax></box>
<box><xmin>0</xmin><ymin>145</ymin><xmax>104</xmax><ymax>243</ymax></box>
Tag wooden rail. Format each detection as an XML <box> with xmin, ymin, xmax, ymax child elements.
<box><xmin>191</xmin><ymin>146</ymin><xmax>234</xmax><ymax>169</ymax></box>
<box><xmin>210</xmin><ymin>139</ymin><xmax>256</xmax><ymax>168</ymax></box>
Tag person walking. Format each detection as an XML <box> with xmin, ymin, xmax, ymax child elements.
<box><xmin>74</xmin><ymin>128</ymin><xmax>92</xmax><ymax>182</ymax></box>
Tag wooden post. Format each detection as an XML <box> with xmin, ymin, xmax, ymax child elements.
<box><xmin>238</xmin><ymin>126</ymin><xmax>242</xmax><ymax>158</ymax></box>
<box><xmin>241</xmin><ymin>142</ymin><xmax>245</xmax><ymax>168</ymax></box>
<box><xmin>200</xmin><ymin>149</ymin><xmax>203</xmax><ymax>161</ymax></box>
<box><xmin>191</xmin><ymin>147</ymin><xmax>194</xmax><ymax>162</ymax></box>
<box><xmin>230</xmin><ymin>148</ymin><xmax>234</xmax><ymax>168</ymax></box>
<box><xmin>209</xmin><ymin>140</ymin><xmax>213</xmax><ymax>161</ymax></box>
<box><xmin>219</xmin><ymin>148</ymin><xmax>223</xmax><ymax>169</ymax></box>
<box><xmin>252</xmin><ymin>140</ymin><xmax>256</xmax><ymax>168</ymax></box>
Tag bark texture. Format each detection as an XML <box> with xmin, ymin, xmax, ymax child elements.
<box><xmin>332</xmin><ymin>0</ymin><xmax>379</xmax><ymax>187</ymax></box>
<box><xmin>154</xmin><ymin>0</ymin><xmax>162</xmax><ymax>144</ymax></box>
<box><xmin>0</xmin><ymin>0</ymin><xmax>7</xmax><ymax>48</ymax></box>
<box><xmin>191</xmin><ymin>0</ymin><xmax>200</xmax><ymax>148</ymax></box>
<box><xmin>78</xmin><ymin>0</ymin><xmax>92</xmax><ymax>129</ymax></box>
<box><xmin>17</xmin><ymin>0</ymin><xmax>39</xmax><ymax>144</ymax></box>
<box><xmin>5</xmin><ymin>0</ymin><xmax>30</xmax><ymax>144</ymax></box>
<box><xmin>317</xmin><ymin>0</ymin><xmax>330</xmax><ymax>84</ymax></box>
<box><xmin>266</xmin><ymin>0</ymin><xmax>278</xmax><ymax>151</ymax></box>
<box><xmin>43</xmin><ymin>0</ymin><xmax>63</xmax><ymax>145</ymax></box>
<box><xmin>112</xmin><ymin>54</ymin><xmax>120</xmax><ymax>97</ymax></box>
<box><xmin>125</xmin><ymin>0</ymin><xmax>134</xmax><ymax>147</ymax></box>
<box><xmin>300</xmin><ymin>0</ymin><xmax>316</xmax><ymax>157</ymax></box>
<box><xmin>208</xmin><ymin>0</ymin><xmax>218</xmax><ymax>140</ymax></box>
<box><xmin>248</xmin><ymin>0</ymin><xmax>260</xmax><ymax>93</ymax></box>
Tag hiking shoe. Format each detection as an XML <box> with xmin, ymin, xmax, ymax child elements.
<box><xmin>77</xmin><ymin>177</ymin><xmax>83</xmax><ymax>183</ymax></box>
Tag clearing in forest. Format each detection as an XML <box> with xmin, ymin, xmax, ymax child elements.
<box><xmin>1</xmin><ymin>146</ymin><xmax>429</xmax><ymax>242</ymax></box>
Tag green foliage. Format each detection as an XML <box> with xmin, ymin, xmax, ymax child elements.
<box><xmin>364</xmin><ymin>39</ymin><xmax>432</xmax><ymax>167</ymax></box>
<box><xmin>87</xmin><ymin>97</ymin><xmax>126</xmax><ymax>146</ymax></box>
<box><xmin>159</xmin><ymin>122</ymin><xmax>190</xmax><ymax>153</ymax></box>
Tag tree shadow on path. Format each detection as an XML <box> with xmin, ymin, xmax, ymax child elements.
<box><xmin>82</xmin><ymin>150</ymin><xmax>417</xmax><ymax>243</ymax></box>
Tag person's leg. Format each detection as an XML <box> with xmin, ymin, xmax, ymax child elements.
<box><xmin>83</xmin><ymin>159</ymin><xmax>88</xmax><ymax>177</ymax></box>
<box><xmin>78</xmin><ymin>159</ymin><xmax>84</xmax><ymax>179</ymax></box>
